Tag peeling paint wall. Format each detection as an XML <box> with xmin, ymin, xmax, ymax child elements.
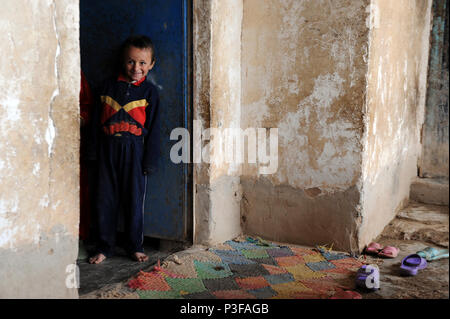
<box><xmin>193</xmin><ymin>0</ymin><xmax>243</xmax><ymax>245</ymax></box>
<box><xmin>192</xmin><ymin>0</ymin><xmax>433</xmax><ymax>252</ymax></box>
<box><xmin>193</xmin><ymin>0</ymin><xmax>213</xmax><ymax>244</ymax></box>
<box><xmin>240</xmin><ymin>0</ymin><xmax>370</xmax><ymax>251</ymax></box>
<box><xmin>419</xmin><ymin>0</ymin><xmax>449</xmax><ymax>179</ymax></box>
<box><xmin>360</xmin><ymin>0</ymin><xmax>433</xmax><ymax>248</ymax></box>
<box><xmin>0</xmin><ymin>0</ymin><xmax>80</xmax><ymax>298</ymax></box>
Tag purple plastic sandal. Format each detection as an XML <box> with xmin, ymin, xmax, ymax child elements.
<box><xmin>400</xmin><ymin>254</ymin><xmax>427</xmax><ymax>276</ymax></box>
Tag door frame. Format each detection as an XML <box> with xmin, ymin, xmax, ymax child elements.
<box><xmin>182</xmin><ymin>0</ymin><xmax>194</xmax><ymax>244</ymax></box>
<box><xmin>78</xmin><ymin>0</ymin><xmax>194</xmax><ymax>244</ymax></box>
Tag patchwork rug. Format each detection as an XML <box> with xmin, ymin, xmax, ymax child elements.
<box><xmin>127</xmin><ymin>238</ymin><xmax>363</xmax><ymax>299</ymax></box>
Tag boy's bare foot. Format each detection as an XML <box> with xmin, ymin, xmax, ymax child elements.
<box><xmin>89</xmin><ymin>253</ymin><xmax>107</xmax><ymax>264</ymax></box>
<box><xmin>132</xmin><ymin>252</ymin><xmax>149</xmax><ymax>262</ymax></box>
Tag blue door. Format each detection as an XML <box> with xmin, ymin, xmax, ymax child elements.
<box><xmin>80</xmin><ymin>0</ymin><xmax>191</xmax><ymax>241</ymax></box>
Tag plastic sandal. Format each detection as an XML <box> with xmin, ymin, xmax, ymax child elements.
<box><xmin>400</xmin><ymin>254</ymin><xmax>427</xmax><ymax>276</ymax></box>
<box><xmin>355</xmin><ymin>264</ymin><xmax>380</xmax><ymax>291</ymax></box>
<box><xmin>378</xmin><ymin>246</ymin><xmax>399</xmax><ymax>258</ymax></box>
<box><xmin>364</xmin><ymin>242</ymin><xmax>382</xmax><ymax>254</ymax></box>
<box><xmin>416</xmin><ymin>247</ymin><xmax>449</xmax><ymax>261</ymax></box>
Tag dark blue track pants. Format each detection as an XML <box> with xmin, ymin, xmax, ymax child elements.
<box><xmin>96</xmin><ymin>135</ymin><xmax>146</xmax><ymax>257</ymax></box>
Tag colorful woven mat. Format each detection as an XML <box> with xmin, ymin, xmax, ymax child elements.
<box><xmin>128</xmin><ymin>238</ymin><xmax>363</xmax><ymax>299</ymax></box>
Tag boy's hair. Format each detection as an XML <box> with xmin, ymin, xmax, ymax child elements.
<box><xmin>120</xmin><ymin>35</ymin><xmax>156</xmax><ymax>63</ymax></box>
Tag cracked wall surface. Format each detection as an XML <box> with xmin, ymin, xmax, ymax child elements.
<box><xmin>419</xmin><ymin>0</ymin><xmax>449</xmax><ymax>179</ymax></box>
<box><xmin>193</xmin><ymin>0</ymin><xmax>243</xmax><ymax>245</ymax></box>
<box><xmin>360</xmin><ymin>0</ymin><xmax>433</xmax><ymax>249</ymax></box>
<box><xmin>240</xmin><ymin>0</ymin><xmax>370</xmax><ymax>252</ymax></box>
<box><xmin>193</xmin><ymin>0</ymin><xmax>432</xmax><ymax>252</ymax></box>
<box><xmin>0</xmin><ymin>0</ymin><xmax>80</xmax><ymax>298</ymax></box>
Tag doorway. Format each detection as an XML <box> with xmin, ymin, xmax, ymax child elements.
<box><xmin>78</xmin><ymin>0</ymin><xmax>193</xmax><ymax>295</ymax></box>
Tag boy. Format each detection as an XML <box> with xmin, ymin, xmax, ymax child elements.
<box><xmin>89</xmin><ymin>35</ymin><xmax>160</xmax><ymax>264</ymax></box>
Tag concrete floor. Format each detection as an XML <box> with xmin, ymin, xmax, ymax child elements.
<box><xmin>359</xmin><ymin>201</ymin><xmax>449</xmax><ymax>299</ymax></box>
<box><xmin>78</xmin><ymin>201</ymin><xmax>449</xmax><ymax>299</ymax></box>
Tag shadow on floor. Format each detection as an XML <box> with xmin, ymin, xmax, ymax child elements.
<box><xmin>77</xmin><ymin>236</ymin><xmax>179</xmax><ymax>296</ymax></box>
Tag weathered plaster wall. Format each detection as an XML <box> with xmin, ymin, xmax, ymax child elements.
<box><xmin>193</xmin><ymin>0</ymin><xmax>433</xmax><ymax>252</ymax></box>
<box><xmin>360</xmin><ymin>0</ymin><xmax>433</xmax><ymax>248</ymax></box>
<box><xmin>419</xmin><ymin>0</ymin><xmax>449</xmax><ymax>179</ymax></box>
<box><xmin>193</xmin><ymin>0</ymin><xmax>243</xmax><ymax>245</ymax></box>
<box><xmin>240</xmin><ymin>0</ymin><xmax>370</xmax><ymax>251</ymax></box>
<box><xmin>193</xmin><ymin>0</ymin><xmax>213</xmax><ymax>244</ymax></box>
<box><xmin>0</xmin><ymin>0</ymin><xmax>80</xmax><ymax>298</ymax></box>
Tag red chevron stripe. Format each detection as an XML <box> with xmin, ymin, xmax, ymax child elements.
<box><xmin>127</xmin><ymin>107</ymin><xmax>147</xmax><ymax>126</ymax></box>
<box><xmin>101</xmin><ymin>103</ymin><xmax>118</xmax><ymax>124</ymax></box>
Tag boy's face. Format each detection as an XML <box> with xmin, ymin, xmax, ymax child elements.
<box><xmin>123</xmin><ymin>46</ymin><xmax>155</xmax><ymax>82</ymax></box>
